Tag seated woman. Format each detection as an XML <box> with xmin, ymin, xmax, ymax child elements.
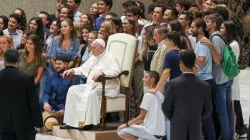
<box><xmin>0</xmin><ymin>35</ymin><xmax>14</xmax><ymax>70</ymax></box>
<box><xmin>18</xmin><ymin>34</ymin><xmax>46</xmax><ymax>93</ymax></box>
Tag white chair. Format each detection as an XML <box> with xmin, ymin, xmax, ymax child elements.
<box><xmin>97</xmin><ymin>33</ymin><xmax>138</xmax><ymax>129</ymax></box>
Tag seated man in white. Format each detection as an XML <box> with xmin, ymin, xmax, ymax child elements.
<box><xmin>60</xmin><ymin>39</ymin><xmax>121</xmax><ymax>130</ymax></box>
<box><xmin>117</xmin><ymin>71</ymin><xmax>165</xmax><ymax>140</ymax></box>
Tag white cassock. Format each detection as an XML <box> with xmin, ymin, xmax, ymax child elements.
<box><xmin>63</xmin><ymin>51</ymin><xmax>121</xmax><ymax>127</ymax></box>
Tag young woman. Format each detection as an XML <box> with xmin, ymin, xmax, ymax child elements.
<box><xmin>59</xmin><ymin>6</ymin><xmax>74</xmax><ymax>22</ymax></box>
<box><xmin>80</xmin><ymin>13</ymin><xmax>93</xmax><ymax>27</ymax></box>
<box><xmin>17</xmin><ymin>30</ymin><xmax>33</xmax><ymax>50</ymax></box>
<box><xmin>0</xmin><ymin>15</ymin><xmax>8</xmax><ymax>31</ymax></box>
<box><xmin>99</xmin><ymin>20</ymin><xmax>116</xmax><ymax>42</ymax></box>
<box><xmin>89</xmin><ymin>2</ymin><xmax>99</xmax><ymax>28</ymax></box>
<box><xmin>220</xmin><ymin>20</ymin><xmax>241</xmax><ymax>137</ymax></box>
<box><xmin>0</xmin><ymin>35</ymin><xmax>14</xmax><ymax>70</ymax></box>
<box><xmin>139</xmin><ymin>25</ymin><xmax>157</xmax><ymax>71</ymax></box>
<box><xmin>122</xmin><ymin>17</ymin><xmax>136</xmax><ymax>37</ymax></box>
<box><xmin>48</xmin><ymin>18</ymin><xmax>79</xmax><ymax>72</ymax></box>
<box><xmin>13</xmin><ymin>8</ymin><xmax>27</xmax><ymax>31</ymax></box>
<box><xmin>28</xmin><ymin>17</ymin><xmax>44</xmax><ymax>44</ymax></box>
<box><xmin>18</xmin><ymin>34</ymin><xmax>45</xmax><ymax>85</ymax></box>
<box><xmin>167</xmin><ymin>20</ymin><xmax>193</xmax><ymax>50</ymax></box>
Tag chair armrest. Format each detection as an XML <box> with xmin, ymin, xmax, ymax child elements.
<box><xmin>97</xmin><ymin>70</ymin><xmax>129</xmax><ymax>82</ymax></box>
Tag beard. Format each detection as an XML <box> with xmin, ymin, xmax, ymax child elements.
<box><xmin>57</xmin><ymin>68</ymin><xmax>65</xmax><ymax>74</ymax></box>
<box><xmin>192</xmin><ymin>31</ymin><xmax>198</xmax><ymax>37</ymax></box>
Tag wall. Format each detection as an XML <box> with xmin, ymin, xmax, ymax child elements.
<box><xmin>0</xmin><ymin>0</ymin><xmax>153</xmax><ymax>21</ymax></box>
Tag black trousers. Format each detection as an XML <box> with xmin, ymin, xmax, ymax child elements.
<box><xmin>0</xmin><ymin>131</ymin><xmax>36</xmax><ymax>140</ymax></box>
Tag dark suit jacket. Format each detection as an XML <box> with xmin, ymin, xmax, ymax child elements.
<box><xmin>162</xmin><ymin>73</ymin><xmax>213</xmax><ymax>140</ymax></box>
<box><xmin>0</xmin><ymin>66</ymin><xmax>43</xmax><ymax>134</ymax></box>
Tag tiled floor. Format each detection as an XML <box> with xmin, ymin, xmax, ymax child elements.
<box><xmin>36</xmin><ymin>68</ymin><xmax>250</xmax><ymax>140</ymax></box>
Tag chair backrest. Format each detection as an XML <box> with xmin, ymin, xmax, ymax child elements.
<box><xmin>106</xmin><ymin>33</ymin><xmax>138</xmax><ymax>88</ymax></box>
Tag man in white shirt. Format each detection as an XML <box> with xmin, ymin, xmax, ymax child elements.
<box><xmin>3</xmin><ymin>13</ymin><xmax>22</xmax><ymax>49</ymax></box>
<box><xmin>117</xmin><ymin>71</ymin><xmax>165</xmax><ymax>140</ymax></box>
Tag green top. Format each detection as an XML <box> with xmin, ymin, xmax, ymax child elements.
<box><xmin>18</xmin><ymin>50</ymin><xmax>46</xmax><ymax>78</ymax></box>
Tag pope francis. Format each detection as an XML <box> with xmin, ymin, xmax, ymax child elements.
<box><xmin>60</xmin><ymin>39</ymin><xmax>121</xmax><ymax>130</ymax></box>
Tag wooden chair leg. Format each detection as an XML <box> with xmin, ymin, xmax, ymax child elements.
<box><xmin>124</xmin><ymin>88</ymin><xmax>130</xmax><ymax>123</ymax></box>
<box><xmin>101</xmin><ymin>96</ymin><xmax>107</xmax><ymax>130</ymax></box>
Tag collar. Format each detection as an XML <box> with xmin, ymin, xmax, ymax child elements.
<box><xmin>158</xmin><ymin>40</ymin><xmax>165</xmax><ymax>47</ymax></box>
<box><xmin>209</xmin><ymin>31</ymin><xmax>221</xmax><ymax>38</ymax></box>
<box><xmin>94</xmin><ymin>50</ymin><xmax>106</xmax><ymax>58</ymax></box>
<box><xmin>183</xmin><ymin>72</ymin><xmax>194</xmax><ymax>74</ymax></box>
<box><xmin>6</xmin><ymin>29</ymin><xmax>20</xmax><ymax>35</ymax></box>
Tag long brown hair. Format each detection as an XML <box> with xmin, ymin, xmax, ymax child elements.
<box><xmin>123</xmin><ymin>17</ymin><xmax>136</xmax><ymax>36</ymax></box>
<box><xmin>25</xmin><ymin>34</ymin><xmax>43</xmax><ymax>65</ymax></box>
<box><xmin>59</xmin><ymin>18</ymin><xmax>76</xmax><ymax>46</ymax></box>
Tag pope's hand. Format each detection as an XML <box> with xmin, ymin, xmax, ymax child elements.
<box><xmin>92</xmin><ymin>73</ymin><xmax>104</xmax><ymax>81</ymax></box>
<box><xmin>63</xmin><ymin>69</ymin><xmax>73</xmax><ymax>78</ymax></box>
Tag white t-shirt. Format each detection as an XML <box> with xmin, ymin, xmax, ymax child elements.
<box><xmin>140</xmin><ymin>91</ymin><xmax>165</xmax><ymax>136</ymax></box>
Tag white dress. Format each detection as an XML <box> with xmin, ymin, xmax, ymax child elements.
<box><xmin>63</xmin><ymin>51</ymin><xmax>121</xmax><ymax>127</ymax></box>
<box><xmin>230</xmin><ymin>41</ymin><xmax>240</xmax><ymax>100</ymax></box>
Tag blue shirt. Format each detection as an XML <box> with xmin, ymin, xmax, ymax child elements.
<box><xmin>195</xmin><ymin>40</ymin><xmax>213</xmax><ymax>81</ymax></box>
<box><xmin>47</xmin><ymin>36</ymin><xmax>79</xmax><ymax>60</ymax></box>
<box><xmin>95</xmin><ymin>16</ymin><xmax>104</xmax><ymax>31</ymax></box>
<box><xmin>41</xmin><ymin>72</ymin><xmax>75</xmax><ymax>110</ymax></box>
<box><xmin>163</xmin><ymin>50</ymin><xmax>182</xmax><ymax>80</ymax></box>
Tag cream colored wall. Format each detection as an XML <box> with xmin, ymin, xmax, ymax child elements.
<box><xmin>0</xmin><ymin>0</ymin><xmax>153</xmax><ymax>21</ymax></box>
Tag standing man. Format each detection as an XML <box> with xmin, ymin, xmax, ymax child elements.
<box><xmin>67</xmin><ymin>0</ymin><xmax>82</xmax><ymax>22</ymax></box>
<box><xmin>162</xmin><ymin>50</ymin><xmax>213</xmax><ymax>140</ymax></box>
<box><xmin>3</xmin><ymin>13</ymin><xmax>22</xmax><ymax>49</ymax></box>
<box><xmin>190</xmin><ymin>18</ymin><xmax>217</xmax><ymax>140</ymax></box>
<box><xmin>0</xmin><ymin>49</ymin><xmax>43</xmax><ymax>140</ymax></box>
<box><xmin>95</xmin><ymin>0</ymin><xmax>113</xmax><ymax>31</ymax></box>
<box><xmin>201</xmin><ymin>13</ymin><xmax>234</xmax><ymax>140</ymax></box>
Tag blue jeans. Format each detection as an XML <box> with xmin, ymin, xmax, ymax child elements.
<box><xmin>215</xmin><ymin>80</ymin><xmax>234</xmax><ymax>140</ymax></box>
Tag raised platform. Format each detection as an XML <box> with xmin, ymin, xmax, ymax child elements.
<box><xmin>52</xmin><ymin>123</ymin><xmax>122</xmax><ymax>140</ymax></box>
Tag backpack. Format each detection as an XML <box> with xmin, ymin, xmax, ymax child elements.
<box><xmin>211</xmin><ymin>34</ymin><xmax>239</xmax><ymax>77</ymax></box>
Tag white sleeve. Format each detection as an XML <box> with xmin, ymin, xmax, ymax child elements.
<box><xmin>140</xmin><ymin>94</ymin><xmax>152</xmax><ymax>111</ymax></box>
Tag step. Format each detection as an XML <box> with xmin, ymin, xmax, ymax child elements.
<box><xmin>52</xmin><ymin>124</ymin><xmax>122</xmax><ymax>140</ymax></box>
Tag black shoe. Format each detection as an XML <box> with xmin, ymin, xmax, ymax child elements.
<box><xmin>60</xmin><ymin>124</ymin><xmax>74</xmax><ymax>129</ymax></box>
<box><xmin>77</xmin><ymin>124</ymin><xmax>93</xmax><ymax>131</ymax></box>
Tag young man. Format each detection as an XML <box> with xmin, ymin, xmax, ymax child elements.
<box><xmin>48</xmin><ymin>0</ymin><xmax>67</xmax><ymax>24</ymax></box>
<box><xmin>162</xmin><ymin>50</ymin><xmax>213</xmax><ymax>140</ymax></box>
<box><xmin>178</xmin><ymin>11</ymin><xmax>193</xmax><ymax>34</ymax></box>
<box><xmin>120</xmin><ymin>0</ymin><xmax>138</xmax><ymax>22</ymax></box>
<box><xmin>95</xmin><ymin>0</ymin><xmax>113</xmax><ymax>31</ymax></box>
<box><xmin>67</xmin><ymin>0</ymin><xmax>81</xmax><ymax>22</ymax></box>
<box><xmin>126</xmin><ymin>5</ymin><xmax>144</xmax><ymax>36</ymax></box>
<box><xmin>201</xmin><ymin>13</ymin><xmax>234</xmax><ymax>139</ymax></box>
<box><xmin>190</xmin><ymin>18</ymin><xmax>217</xmax><ymax>140</ymax></box>
<box><xmin>175</xmin><ymin>0</ymin><xmax>191</xmax><ymax>14</ymax></box>
<box><xmin>117</xmin><ymin>71</ymin><xmax>165</xmax><ymax>140</ymax></box>
<box><xmin>41</xmin><ymin>55</ymin><xmax>78</xmax><ymax>116</ymax></box>
<box><xmin>163</xmin><ymin>7</ymin><xmax>178</xmax><ymax>23</ymax></box>
<box><xmin>3</xmin><ymin>13</ymin><xmax>22</xmax><ymax>49</ymax></box>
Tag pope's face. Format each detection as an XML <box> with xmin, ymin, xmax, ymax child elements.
<box><xmin>91</xmin><ymin>41</ymin><xmax>104</xmax><ymax>56</ymax></box>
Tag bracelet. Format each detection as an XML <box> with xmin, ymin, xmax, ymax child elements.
<box><xmin>126</xmin><ymin>122</ymin><xmax>130</xmax><ymax>127</ymax></box>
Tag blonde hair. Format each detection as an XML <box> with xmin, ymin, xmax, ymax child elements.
<box><xmin>100</xmin><ymin>20</ymin><xmax>116</xmax><ymax>37</ymax></box>
<box><xmin>0</xmin><ymin>35</ymin><xmax>14</xmax><ymax>59</ymax></box>
<box><xmin>73</xmin><ymin>21</ymin><xmax>83</xmax><ymax>39</ymax></box>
